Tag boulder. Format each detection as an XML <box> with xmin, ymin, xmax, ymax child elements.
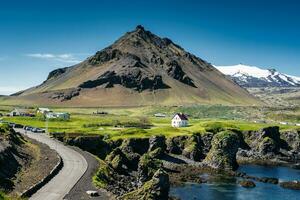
<box><xmin>239</xmin><ymin>180</ymin><xmax>256</xmax><ymax>188</ymax></box>
<box><xmin>86</xmin><ymin>190</ymin><xmax>99</xmax><ymax>197</ymax></box>
<box><xmin>120</xmin><ymin>169</ymin><xmax>170</xmax><ymax>200</ymax></box>
<box><xmin>203</xmin><ymin>131</ymin><xmax>240</xmax><ymax>171</ymax></box>
<box><xmin>280</xmin><ymin>181</ymin><xmax>300</xmax><ymax>190</ymax></box>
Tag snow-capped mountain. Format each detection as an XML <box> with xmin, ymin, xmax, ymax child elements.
<box><xmin>216</xmin><ymin>64</ymin><xmax>300</xmax><ymax>87</ymax></box>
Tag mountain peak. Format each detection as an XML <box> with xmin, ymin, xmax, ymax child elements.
<box><xmin>216</xmin><ymin>64</ymin><xmax>300</xmax><ymax>87</ymax></box>
<box><xmin>15</xmin><ymin>28</ymin><xmax>262</xmax><ymax>106</ymax></box>
<box><xmin>135</xmin><ymin>25</ymin><xmax>145</xmax><ymax>31</ymax></box>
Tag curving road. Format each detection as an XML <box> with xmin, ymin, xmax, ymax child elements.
<box><xmin>16</xmin><ymin>129</ymin><xmax>88</xmax><ymax>200</ymax></box>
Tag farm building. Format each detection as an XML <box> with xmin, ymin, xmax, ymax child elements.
<box><xmin>46</xmin><ymin>112</ymin><xmax>70</xmax><ymax>120</ymax></box>
<box><xmin>37</xmin><ymin>107</ymin><xmax>51</xmax><ymax>114</ymax></box>
<box><xmin>10</xmin><ymin>108</ymin><xmax>33</xmax><ymax>117</ymax></box>
<box><xmin>171</xmin><ymin>113</ymin><xmax>188</xmax><ymax>127</ymax></box>
<box><xmin>154</xmin><ymin>113</ymin><xmax>166</xmax><ymax>117</ymax></box>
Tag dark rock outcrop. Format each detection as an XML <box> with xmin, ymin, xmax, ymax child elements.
<box><xmin>137</xmin><ymin>153</ymin><xmax>163</xmax><ymax>184</ymax></box>
<box><xmin>46</xmin><ymin>67</ymin><xmax>69</xmax><ymax>80</ymax></box>
<box><xmin>0</xmin><ymin>125</ymin><xmax>27</xmax><ymax>191</ymax></box>
<box><xmin>146</xmin><ymin>136</ymin><xmax>167</xmax><ymax>159</ymax></box>
<box><xmin>89</xmin><ymin>48</ymin><xmax>123</xmax><ymax>65</ymax></box>
<box><xmin>120</xmin><ymin>169</ymin><xmax>169</xmax><ymax>200</ymax></box>
<box><xmin>259</xmin><ymin>137</ymin><xmax>279</xmax><ymax>155</ymax></box>
<box><xmin>204</xmin><ymin>131</ymin><xmax>240</xmax><ymax>171</ymax></box>
<box><xmin>66</xmin><ymin>136</ymin><xmax>111</xmax><ymax>159</ymax></box>
<box><xmin>182</xmin><ymin>134</ymin><xmax>204</xmax><ymax>161</ymax></box>
<box><xmin>166</xmin><ymin>136</ymin><xmax>187</xmax><ymax>154</ymax></box>
<box><xmin>79</xmin><ymin>70</ymin><xmax>170</xmax><ymax>92</ymax></box>
<box><xmin>166</xmin><ymin>60</ymin><xmax>196</xmax><ymax>87</ymax></box>
<box><xmin>50</xmin><ymin>88</ymin><xmax>81</xmax><ymax>101</ymax></box>
<box><xmin>105</xmin><ymin>148</ymin><xmax>129</xmax><ymax>174</ymax></box>
<box><xmin>280</xmin><ymin>181</ymin><xmax>300</xmax><ymax>190</ymax></box>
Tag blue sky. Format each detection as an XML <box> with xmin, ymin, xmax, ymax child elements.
<box><xmin>0</xmin><ymin>0</ymin><xmax>300</xmax><ymax>95</ymax></box>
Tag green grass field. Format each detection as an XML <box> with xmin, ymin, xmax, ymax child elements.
<box><xmin>2</xmin><ymin>106</ymin><xmax>298</xmax><ymax>140</ymax></box>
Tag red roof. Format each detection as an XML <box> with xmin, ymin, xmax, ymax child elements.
<box><xmin>173</xmin><ymin>113</ymin><xmax>188</xmax><ymax>120</ymax></box>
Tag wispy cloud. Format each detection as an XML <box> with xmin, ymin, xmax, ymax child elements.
<box><xmin>26</xmin><ymin>53</ymin><xmax>82</xmax><ymax>63</ymax></box>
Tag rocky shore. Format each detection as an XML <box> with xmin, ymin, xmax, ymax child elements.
<box><xmin>63</xmin><ymin>126</ymin><xmax>300</xmax><ymax>199</ymax></box>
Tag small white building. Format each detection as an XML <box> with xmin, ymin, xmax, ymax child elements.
<box><xmin>46</xmin><ymin>112</ymin><xmax>70</xmax><ymax>120</ymax></box>
<box><xmin>154</xmin><ymin>113</ymin><xmax>166</xmax><ymax>118</ymax></box>
<box><xmin>279</xmin><ymin>122</ymin><xmax>288</xmax><ymax>125</ymax></box>
<box><xmin>37</xmin><ymin>108</ymin><xmax>51</xmax><ymax>114</ymax></box>
<box><xmin>171</xmin><ymin>113</ymin><xmax>188</xmax><ymax>127</ymax></box>
<box><xmin>10</xmin><ymin>108</ymin><xmax>30</xmax><ymax>117</ymax></box>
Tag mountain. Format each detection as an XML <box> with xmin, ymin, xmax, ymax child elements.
<box><xmin>216</xmin><ymin>64</ymin><xmax>300</xmax><ymax>88</ymax></box>
<box><xmin>13</xmin><ymin>26</ymin><xmax>261</xmax><ymax>107</ymax></box>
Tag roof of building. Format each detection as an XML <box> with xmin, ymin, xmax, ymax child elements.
<box><xmin>173</xmin><ymin>113</ymin><xmax>188</xmax><ymax>120</ymax></box>
<box><xmin>38</xmin><ymin>108</ymin><xmax>50</xmax><ymax>111</ymax></box>
<box><xmin>11</xmin><ymin>108</ymin><xmax>30</xmax><ymax>113</ymax></box>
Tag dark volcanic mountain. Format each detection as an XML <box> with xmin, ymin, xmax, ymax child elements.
<box><xmin>16</xmin><ymin>26</ymin><xmax>261</xmax><ymax>106</ymax></box>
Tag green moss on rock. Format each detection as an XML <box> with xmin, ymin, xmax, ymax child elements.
<box><xmin>138</xmin><ymin>153</ymin><xmax>163</xmax><ymax>183</ymax></box>
<box><xmin>204</xmin><ymin>130</ymin><xmax>240</xmax><ymax>171</ymax></box>
<box><xmin>120</xmin><ymin>169</ymin><xmax>169</xmax><ymax>200</ymax></box>
<box><xmin>93</xmin><ymin>160</ymin><xmax>114</xmax><ymax>188</ymax></box>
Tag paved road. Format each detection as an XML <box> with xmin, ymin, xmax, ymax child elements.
<box><xmin>16</xmin><ymin>129</ymin><xmax>88</xmax><ymax>200</ymax></box>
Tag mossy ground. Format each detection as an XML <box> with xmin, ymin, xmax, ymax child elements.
<box><xmin>1</xmin><ymin>105</ymin><xmax>298</xmax><ymax>140</ymax></box>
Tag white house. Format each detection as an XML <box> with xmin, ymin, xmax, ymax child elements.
<box><xmin>37</xmin><ymin>108</ymin><xmax>51</xmax><ymax>114</ymax></box>
<box><xmin>171</xmin><ymin>113</ymin><xmax>188</xmax><ymax>127</ymax></box>
<box><xmin>10</xmin><ymin>108</ymin><xmax>31</xmax><ymax>117</ymax></box>
<box><xmin>46</xmin><ymin>112</ymin><xmax>70</xmax><ymax>120</ymax></box>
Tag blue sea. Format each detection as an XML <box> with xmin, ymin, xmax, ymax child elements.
<box><xmin>170</xmin><ymin>165</ymin><xmax>300</xmax><ymax>200</ymax></box>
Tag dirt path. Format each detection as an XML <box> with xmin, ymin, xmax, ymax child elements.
<box><xmin>65</xmin><ymin>146</ymin><xmax>114</xmax><ymax>200</ymax></box>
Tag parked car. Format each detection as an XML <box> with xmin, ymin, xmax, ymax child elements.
<box><xmin>36</xmin><ymin>128</ymin><xmax>45</xmax><ymax>133</ymax></box>
<box><xmin>8</xmin><ymin>123</ymin><xmax>16</xmax><ymax>128</ymax></box>
<box><xmin>24</xmin><ymin>126</ymin><xmax>33</xmax><ymax>131</ymax></box>
<box><xmin>32</xmin><ymin>128</ymin><xmax>45</xmax><ymax>133</ymax></box>
<box><xmin>14</xmin><ymin>124</ymin><xmax>24</xmax><ymax>128</ymax></box>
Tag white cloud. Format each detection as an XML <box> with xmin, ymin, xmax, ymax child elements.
<box><xmin>26</xmin><ymin>53</ymin><xmax>81</xmax><ymax>63</ymax></box>
<box><xmin>0</xmin><ymin>86</ymin><xmax>27</xmax><ymax>95</ymax></box>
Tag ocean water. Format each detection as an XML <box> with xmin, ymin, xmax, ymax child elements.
<box><xmin>170</xmin><ymin>165</ymin><xmax>300</xmax><ymax>200</ymax></box>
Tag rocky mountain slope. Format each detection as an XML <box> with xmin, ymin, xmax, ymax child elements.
<box><xmin>216</xmin><ymin>64</ymin><xmax>300</xmax><ymax>87</ymax></box>
<box><xmin>13</xmin><ymin>26</ymin><xmax>261</xmax><ymax>106</ymax></box>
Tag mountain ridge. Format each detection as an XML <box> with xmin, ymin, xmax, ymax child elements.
<box><xmin>216</xmin><ymin>64</ymin><xmax>300</xmax><ymax>87</ymax></box>
<box><xmin>11</xmin><ymin>26</ymin><xmax>261</xmax><ymax>106</ymax></box>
